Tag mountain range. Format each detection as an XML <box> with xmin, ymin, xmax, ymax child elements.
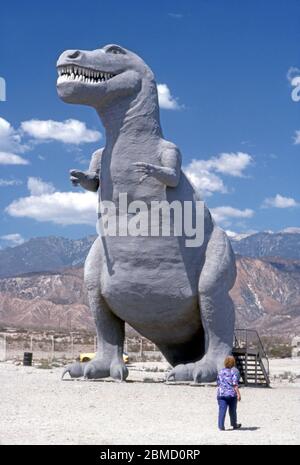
<box><xmin>0</xmin><ymin>235</ymin><xmax>96</xmax><ymax>278</ymax></box>
<box><xmin>0</xmin><ymin>231</ymin><xmax>299</xmax><ymax>338</ymax></box>
<box><xmin>231</xmin><ymin>230</ymin><xmax>300</xmax><ymax>260</ymax></box>
<box><xmin>1</xmin><ymin>231</ymin><xmax>300</xmax><ymax>278</ymax></box>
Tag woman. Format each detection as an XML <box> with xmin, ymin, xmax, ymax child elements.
<box><xmin>217</xmin><ymin>355</ymin><xmax>241</xmax><ymax>431</ymax></box>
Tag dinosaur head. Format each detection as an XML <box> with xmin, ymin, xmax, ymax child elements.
<box><xmin>56</xmin><ymin>44</ymin><xmax>156</xmax><ymax>110</ymax></box>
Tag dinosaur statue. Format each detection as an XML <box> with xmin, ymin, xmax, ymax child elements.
<box><xmin>57</xmin><ymin>44</ymin><xmax>236</xmax><ymax>383</ymax></box>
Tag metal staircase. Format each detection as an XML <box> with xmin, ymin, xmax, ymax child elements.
<box><xmin>232</xmin><ymin>329</ymin><xmax>270</xmax><ymax>387</ymax></box>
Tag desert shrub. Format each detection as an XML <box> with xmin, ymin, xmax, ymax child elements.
<box><xmin>37</xmin><ymin>359</ymin><xmax>52</xmax><ymax>369</ymax></box>
<box><xmin>260</xmin><ymin>336</ymin><xmax>292</xmax><ymax>358</ymax></box>
<box><xmin>267</xmin><ymin>345</ymin><xmax>292</xmax><ymax>358</ymax></box>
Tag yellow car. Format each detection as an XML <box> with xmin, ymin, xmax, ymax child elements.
<box><xmin>79</xmin><ymin>352</ymin><xmax>129</xmax><ymax>364</ymax></box>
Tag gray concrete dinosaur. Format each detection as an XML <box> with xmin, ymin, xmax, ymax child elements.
<box><xmin>57</xmin><ymin>44</ymin><xmax>236</xmax><ymax>383</ymax></box>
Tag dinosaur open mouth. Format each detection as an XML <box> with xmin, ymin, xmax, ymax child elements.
<box><xmin>57</xmin><ymin>65</ymin><xmax>116</xmax><ymax>85</ymax></box>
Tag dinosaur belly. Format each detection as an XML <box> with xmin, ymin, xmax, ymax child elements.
<box><xmin>99</xmin><ymin>234</ymin><xmax>202</xmax><ymax>344</ymax></box>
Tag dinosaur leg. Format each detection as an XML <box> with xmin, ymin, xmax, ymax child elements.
<box><xmin>166</xmin><ymin>227</ymin><xmax>236</xmax><ymax>383</ymax></box>
<box><xmin>62</xmin><ymin>237</ymin><xmax>128</xmax><ymax>381</ymax></box>
<box><xmin>83</xmin><ymin>293</ymin><xmax>128</xmax><ymax>381</ymax></box>
<box><xmin>84</xmin><ymin>237</ymin><xmax>128</xmax><ymax>381</ymax></box>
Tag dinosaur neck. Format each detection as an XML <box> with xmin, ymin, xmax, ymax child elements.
<box><xmin>96</xmin><ymin>78</ymin><xmax>162</xmax><ymax>148</ymax></box>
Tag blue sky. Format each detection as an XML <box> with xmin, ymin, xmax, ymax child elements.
<box><xmin>0</xmin><ymin>0</ymin><xmax>299</xmax><ymax>247</ymax></box>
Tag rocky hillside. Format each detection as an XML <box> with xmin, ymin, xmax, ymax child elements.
<box><xmin>0</xmin><ymin>256</ymin><xmax>299</xmax><ymax>337</ymax></box>
<box><xmin>232</xmin><ymin>256</ymin><xmax>300</xmax><ymax>336</ymax></box>
<box><xmin>0</xmin><ymin>267</ymin><xmax>93</xmax><ymax>331</ymax></box>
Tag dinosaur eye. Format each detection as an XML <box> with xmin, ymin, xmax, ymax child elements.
<box><xmin>106</xmin><ymin>46</ymin><xmax>125</xmax><ymax>55</ymax></box>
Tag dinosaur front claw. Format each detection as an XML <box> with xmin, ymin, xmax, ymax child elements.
<box><xmin>61</xmin><ymin>361</ymin><xmax>88</xmax><ymax>379</ymax></box>
<box><xmin>192</xmin><ymin>358</ymin><xmax>218</xmax><ymax>383</ymax></box>
<box><xmin>110</xmin><ymin>359</ymin><xmax>129</xmax><ymax>381</ymax></box>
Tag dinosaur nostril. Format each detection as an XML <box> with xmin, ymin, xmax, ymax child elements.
<box><xmin>67</xmin><ymin>50</ymin><xmax>81</xmax><ymax>59</ymax></box>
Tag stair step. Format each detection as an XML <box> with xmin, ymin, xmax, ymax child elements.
<box><xmin>237</xmin><ymin>367</ymin><xmax>264</xmax><ymax>371</ymax></box>
<box><xmin>238</xmin><ymin>369</ymin><xmax>265</xmax><ymax>372</ymax></box>
<box><xmin>236</xmin><ymin>362</ymin><xmax>264</xmax><ymax>366</ymax></box>
<box><xmin>241</xmin><ymin>380</ymin><xmax>268</xmax><ymax>383</ymax></box>
<box><xmin>242</xmin><ymin>379</ymin><xmax>267</xmax><ymax>382</ymax></box>
<box><xmin>237</xmin><ymin>366</ymin><xmax>264</xmax><ymax>369</ymax></box>
<box><xmin>240</xmin><ymin>380</ymin><xmax>270</xmax><ymax>386</ymax></box>
<box><xmin>233</xmin><ymin>349</ymin><xmax>260</xmax><ymax>356</ymax></box>
<box><xmin>240</xmin><ymin>371</ymin><xmax>264</xmax><ymax>375</ymax></box>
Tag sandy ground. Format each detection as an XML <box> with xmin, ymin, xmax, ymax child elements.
<box><xmin>0</xmin><ymin>359</ymin><xmax>299</xmax><ymax>445</ymax></box>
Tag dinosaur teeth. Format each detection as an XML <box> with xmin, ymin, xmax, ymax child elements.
<box><xmin>57</xmin><ymin>65</ymin><xmax>116</xmax><ymax>84</ymax></box>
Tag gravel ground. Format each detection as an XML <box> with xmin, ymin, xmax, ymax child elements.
<box><xmin>0</xmin><ymin>359</ymin><xmax>299</xmax><ymax>445</ymax></box>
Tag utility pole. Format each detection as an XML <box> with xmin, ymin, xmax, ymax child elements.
<box><xmin>140</xmin><ymin>338</ymin><xmax>143</xmax><ymax>359</ymax></box>
<box><xmin>0</xmin><ymin>334</ymin><xmax>6</xmax><ymax>361</ymax></box>
<box><xmin>50</xmin><ymin>335</ymin><xmax>55</xmax><ymax>362</ymax></box>
<box><xmin>70</xmin><ymin>332</ymin><xmax>74</xmax><ymax>359</ymax></box>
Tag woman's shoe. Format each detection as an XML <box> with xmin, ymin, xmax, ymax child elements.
<box><xmin>232</xmin><ymin>423</ymin><xmax>242</xmax><ymax>430</ymax></box>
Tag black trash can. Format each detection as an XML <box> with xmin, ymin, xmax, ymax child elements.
<box><xmin>23</xmin><ymin>352</ymin><xmax>33</xmax><ymax>366</ymax></box>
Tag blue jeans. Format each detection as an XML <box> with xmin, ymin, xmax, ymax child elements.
<box><xmin>217</xmin><ymin>396</ymin><xmax>237</xmax><ymax>430</ymax></box>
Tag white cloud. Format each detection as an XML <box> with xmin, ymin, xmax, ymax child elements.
<box><xmin>204</xmin><ymin>152</ymin><xmax>253</xmax><ymax>177</ymax></box>
<box><xmin>27</xmin><ymin>177</ymin><xmax>55</xmax><ymax>196</ymax></box>
<box><xmin>184</xmin><ymin>160</ymin><xmax>227</xmax><ymax>197</ymax></box>
<box><xmin>183</xmin><ymin>152</ymin><xmax>252</xmax><ymax>197</ymax></box>
<box><xmin>225</xmin><ymin>229</ymin><xmax>257</xmax><ymax>241</ymax></box>
<box><xmin>293</xmin><ymin>130</ymin><xmax>300</xmax><ymax>144</ymax></box>
<box><xmin>0</xmin><ymin>117</ymin><xmax>29</xmax><ymax>164</ymax></box>
<box><xmin>157</xmin><ymin>84</ymin><xmax>181</xmax><ymax>110</ymax></box>
<box><xmin>280</xmin><ymin>227</ymin><xmax>300</xmax><ymax>234</ymax></box>
<box><xmin>0</xmin><ymin>178</ymin><xmax>22</xmax><ymax>187</ymax></box>
<box><xmin>0</xmin><ymin>116</ymin><xmax>102</xmax><ymax>156</ymax></box>
<box><xmin>0</xmin><ymin>233</ymin><xmax>25</xmax><ymax>246</ymax></box>
<box><xmin>262</xmin><ymin>194</ymin><xmax>299</xmax><ymax>209</ymax></box>
<box><xmin>0</xmin><ymin>151</ymin><xmax>29</xmax><ymax>165</ymax></box>
<box><xmin>225</xmin><ymin>229</ymin><xmax>238</xmax><ymax>238</ymax></box>
<box><xmin>21</xmin><ymin>119</ymin><xmax>101</xmax><ymax>145</ymax></box>
<box><xmin>211</xmin><ymin>206</ymin><xmax>254</xmax><ymax>224</ymax></box>
<box><xmin>6</xmin><ymin>179</ymin><xmax>97</xmax><ymax>225</ymax></box>
<box><xmin>0</xmin><ymin>117</ymin><xmax>25</xmax><ymax>153</ymax></box>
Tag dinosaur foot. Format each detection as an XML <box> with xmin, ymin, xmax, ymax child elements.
<box><xmin>84</xmin><ymin>357</ymin><xmax>129</xmax><ymax>382</ymax></box>
<box><xmin>166</xmin><ymin>357</ymin><xmax>219</xmax><ymax>383</ymax></box>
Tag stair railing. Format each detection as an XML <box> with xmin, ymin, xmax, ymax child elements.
<box><xmin>234</xmin><ymin>329</ymin><xmax>270</xmax><ymax>385</ymax></box>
